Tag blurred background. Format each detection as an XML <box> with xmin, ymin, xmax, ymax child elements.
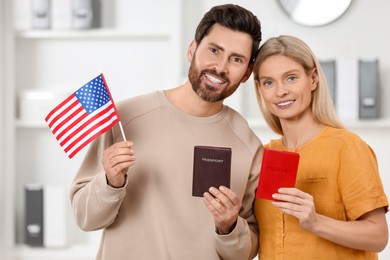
<box><xmin>1</xmin><ymin>0</ymin><xmax>390</xmax><ymax>259</ymax></box>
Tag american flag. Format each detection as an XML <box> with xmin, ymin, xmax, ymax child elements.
<box><xmin>45</xmin><ymin>74</ymin><xmax>120</xmax><ymax>158</ymax></box>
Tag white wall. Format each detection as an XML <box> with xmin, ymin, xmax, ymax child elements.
<box><xmin>0</xmin><ymin>0</ymin><xmax>5</xmax><ymax>256</ymax></box>
<box><xmin>0</xmin><ymin>1</ymin><xmax>14</xmax><ymax>258</ymax></box>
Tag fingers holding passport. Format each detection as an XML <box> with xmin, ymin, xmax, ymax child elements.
<box><xmin>203</xmin><ymin>186</ymin><xmax>241</xmax><ymax>235</ymax></box>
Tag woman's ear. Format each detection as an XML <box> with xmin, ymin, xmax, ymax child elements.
<box><xmin>255</xmin><ymin>80</ymin><xmax>262</xmax><ymax>95</ymax></box>
<box><xmin>311</xmin><ymin>68</ymin><xmax>319</xmax><ymax>91</ymax></box>
<box><xmin>187</xmin><ymin>40</ymin><xmax>196</xmax><ymax>62</ymax></box>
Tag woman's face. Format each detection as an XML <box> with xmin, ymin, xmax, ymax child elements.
<box><xmin>256</xmin><ymin>54</ymin><xmax>318</xmax><ymax>122</ymax></box>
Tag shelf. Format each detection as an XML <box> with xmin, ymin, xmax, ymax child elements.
<box><xmin>11</xmin><ymin>244</ymin><xmax>96</xmax><ymax>260</ymax></box>
<box><xmin>15</xmin><ymin>29</ymin><xmax>171</xmax><ymax>40</ymax></box>
<box><xmin>15</xmin><ymin>120</ymin><xmax>47</xmax><ymax>129</ymax></box>
<box><xmin>339</xmin><ymin>118</ymin><xmax>390</xmax><ymax>129</ymax></box>
<box><xmin>247</xmin><ymin>118</ymin><xmax>390</xmax><ymax>130</ymax></box>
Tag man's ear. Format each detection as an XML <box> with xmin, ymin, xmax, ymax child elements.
<box><xmin>187</xmin><ymin>40</ymin><xmax>197</xmax><ymax>62</ymax></box>
<box><xmin>241</xmin><ymin>64</ymin><xmax>254</xmax><ymax>83</ymax></box>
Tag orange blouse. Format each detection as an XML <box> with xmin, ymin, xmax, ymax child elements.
<box><xmin>254</xmin><ymin>126</ymin><xmax>388</xmax><ymax>260</ymax></box>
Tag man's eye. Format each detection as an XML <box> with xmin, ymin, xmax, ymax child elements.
<box><xmin>231</xmin><ymin>57</ymin><xmax>243</xmax><ymax>63</ymax></box>
<box><xmin>209</xmin><ymin>48</ymin><xmax>218</xmax><ymax>54</ymax></box>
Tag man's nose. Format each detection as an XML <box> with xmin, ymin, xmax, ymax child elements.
<box><xmin>212</xmin><ymin>56</ymin><xmax>229</xmax><ymax>74</ymax></box>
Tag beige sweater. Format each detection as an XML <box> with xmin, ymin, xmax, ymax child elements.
<box><xmin>70</xmin><ymin>91</ymin><xmax>263</xmax><ymax>260</ymax></box>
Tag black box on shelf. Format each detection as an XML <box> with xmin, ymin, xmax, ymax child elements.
<box><xmin>24</xmin><ymin>184</ymin><xmax>68</xmax><ymax>247</ymax></box>
<box><xmin>31</xmin><ymin>0</ymin><xmax>51</xmax><ymax>29</ymax></box>
<box><xmin>72</xmin><ymin>0</ymin><xmax>93</xmax><ymax>29</ymax></box>
<box><xmin>359</xmin><ymin>59</ymin><xmax>380</xmax><ymax>119</ymax></box>
<box><xmin>25</xmin><ymin>184</ymin><xmax>44</xmax><ymax>247</ymax></box>
<box><xmin>320</xmin><ymin>60</ymin><xmax>337</xmax><ymax>106</ymax></box>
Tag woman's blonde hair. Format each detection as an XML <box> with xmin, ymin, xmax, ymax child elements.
<box><xmin>253</xmin><ymin>35</ymin><xmax>344</xmax><ymax>135</ymax></box>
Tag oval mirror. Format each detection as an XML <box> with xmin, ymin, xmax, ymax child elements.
<box><xmin>278</xmin><ymin>0</ymin><xmax>353</xmax><ymax>27</ymax></box>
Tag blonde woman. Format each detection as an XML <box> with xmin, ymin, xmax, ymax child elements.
<box><xmin>253</xmin><ymin>35</ymin><xmax>388</xmax><ymax>259</ymax></box>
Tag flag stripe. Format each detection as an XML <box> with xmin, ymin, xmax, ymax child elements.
<box><xmin>63</xmin><ymin>109</ymin><xmax>117</xmax><ymax>151</ymax></box>
<box><xmin>47</xmin><ymin>97</ymin><xmax>80</xmax><ymax>129</ymax></box>
<box><xmin>45</xmin><ymin>74</ymin><xmax>121</xmax><ymax>159</ymax></box>
<box><xmin>45</xmin><ymin>94</ymin><xmax>76</xmax><ymax>124</ymax></box>
<box><xmin>101</xmin><ymin>73</ymin><xmax>121</xmax><ymax>120</ymax></box>
<box><xmin>58</xmin><ymin>110</ymin><xmax>88</xmax><ymax>146</ymax></box>
<box><xmin>61</xmin><ymin>103</ymin><xmax>116</xmax><ymax>148</ymax></box>
<box><xmin>66</xmin><ymin>116</ymin><xmax>119</xmax><ymax>159</ymax></box>
<box><xmin>56</xmin><ymin>101</ymin><xmax>112</xmax><ymax>143</ymax></box>
<box><xmin>52</xmin><ymin>105</ymin><xmax>85</xmax><ymax>135</ymax></box>
<box><xmin>55</xmin><ymin>108</ymin><xmax>88</xmax><ymax>141</ymax></box>
<box><xmin>46</xmin><ymin>96</ymin><xmax>79</xmax><ymax>128</ymax></box>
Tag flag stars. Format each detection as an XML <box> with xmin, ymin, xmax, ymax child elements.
<box><xmin>74</xmin><ymin>75</ymin><xmax>112</xmax><ymax>114</ymax></box>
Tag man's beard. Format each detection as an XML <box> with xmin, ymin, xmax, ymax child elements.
<box><xmin>188</xmin><ymin>59</ymin><xmax>236</xmax><ymax>103</ymax></box>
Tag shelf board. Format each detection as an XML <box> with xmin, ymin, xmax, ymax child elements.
<box><xmin>15</xmin><ymin>120</ymin><xmax>47</xmax><ymax>129</ymax></box>
<box><xmin>342</xmin><ymin>118</ymin><xmax>390</xmax><ymax>129</ymax></box>
<box><xmin>15</xmin><ymin>29</ymin><xmax>171</xmax><ymax>40</ymax></box>
<box><xmin>248</xmin><ymin>118</ymin><xmax>390</xmax><ymax>130</ymax></box>
<box><xmin>11</xmin><ymin>244</ymin><xmax>96</xmax><ymax>260</ymax></box>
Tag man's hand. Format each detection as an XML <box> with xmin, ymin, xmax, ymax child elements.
<box><xmin>203</xmin><ymin>186</ymin><xmax>241</xmax><ymax>234</ymax></box>
<box><xmin>102</xmin><ymin>141</ymin><xmax>136</xmax><ymax>188</ymax></box>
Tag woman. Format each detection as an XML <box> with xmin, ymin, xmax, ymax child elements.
<box><xmin>253</xmin><ymin>35</ymin><xmax>388</xmax><ymax>259</ymax></box>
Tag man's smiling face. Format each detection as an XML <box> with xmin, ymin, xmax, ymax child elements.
<box><xmin>188</xmin><ymin>24</ymin><xmax>252</xmax><ymax>103</ymax></box>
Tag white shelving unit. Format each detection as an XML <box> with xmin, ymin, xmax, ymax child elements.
<box><xmin>2</xmin><ymin>0</ymin><xmax>185</xmax><ymax>259</ymax></box>
<box><xmin>15</xmin><ymin>29</ymin><xmax>172</xmax><ymax>39</ymax></box>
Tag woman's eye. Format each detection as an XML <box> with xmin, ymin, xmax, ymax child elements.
<box><xmin>263</xmin><ymin>81</ymin><xmax>273</xmax><ymax>88</ymax></box>
<box><xmin>287</xmin><ymin>75</ymin><xmax>297</xmax><ymax>81</ymax></box>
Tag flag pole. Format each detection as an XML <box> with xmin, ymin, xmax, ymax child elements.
<box><xmin>100</xmin><ymin>73</ymin><xmax>127</xmax><ymax>142</ymax></box>
<box><xmin>118</xmin><ymin>121</ymin><xmax>127</xmax><ymax>141</ymax></box>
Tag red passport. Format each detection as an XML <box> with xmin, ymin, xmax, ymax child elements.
<box><xmin>192</xmin><ymin>146</ymin><xmax>231</xmax><ymax>197</ymax></box>
<box><xmin>256</xmin><ymin>148</ymin><xmax>300</xmax><ymax>200</ymax></box>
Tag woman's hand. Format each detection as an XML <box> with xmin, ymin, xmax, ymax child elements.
<box><xmin>272</xmin><ymin>187</ymin><xmax>388</xmax><ymax>252</ymax></box>
<box><xmin>272</xmin><ymin>188</ymin><xmax>318</xmax><ymax>232</ymax></box>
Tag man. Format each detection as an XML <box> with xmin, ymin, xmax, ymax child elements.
<box><xmin>70</xmin><ymin>4</ymin><xmax>263</xmax><ymax>260</ymax></box>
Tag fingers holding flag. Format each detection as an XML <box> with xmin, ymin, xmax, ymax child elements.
<box><xmin>102</xmin><ymin>141</ymin><xmax>136</xmax><ymax>188</ymax></box>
